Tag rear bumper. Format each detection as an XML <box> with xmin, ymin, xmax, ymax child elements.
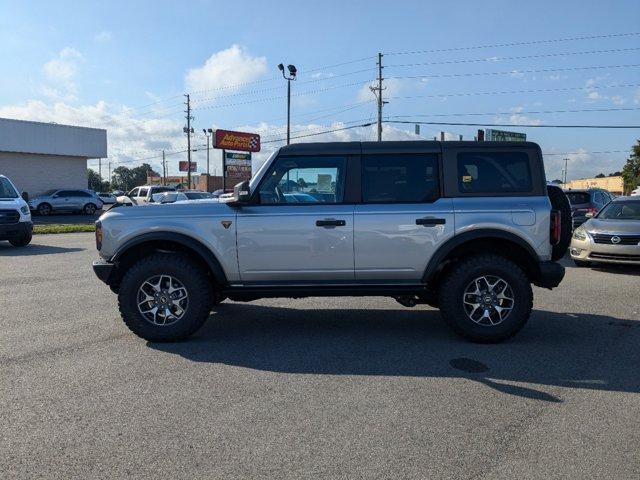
<box><xmin>0</xmin><ymin>221</ymin><xmax>32</xmax><ymax>240</ymax></box>
<box><xmin>535</xmin><ymin>261</ymin><xmax>565</xmax><ymax>289</ymax></box>
<box><xmin>93</xmin><ymin>259</ymin><xmax>115</xmax><ymax>284</ymax></box>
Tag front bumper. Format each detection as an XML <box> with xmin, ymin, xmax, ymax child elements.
<box><xmin>0</xmin><ymin>221</ymin><xmax>32</xmax><ymax>240</ymax></box>
<box><xmin>570</xmin><ymin>235</ymin><xmax>640</xmax><ymax>265</ymax></box>
<box><xmin>535</xmin><ymin>261</ymin><xmax>565</xmax><ymax>289</ymax></box>
<box><xmin>93</xmin><ymin>259</ymin><xmax>115</xmax><ymax>284</ymax></box>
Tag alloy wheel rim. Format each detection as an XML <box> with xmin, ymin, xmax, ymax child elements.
<box><xmin>137</xmin><ymin>274</ymin><xmax>189</xmax><ymax>326</ymax></box>
<box><xmin>462</xmin><ymin>275</ymin><xmax>514</xmax><ymax>326</ymax></box>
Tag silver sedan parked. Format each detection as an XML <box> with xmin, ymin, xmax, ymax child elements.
<box><xmin>570</xmin><ymin>196</ymin><xmax>640</xmax><ymax>267</ymax></box>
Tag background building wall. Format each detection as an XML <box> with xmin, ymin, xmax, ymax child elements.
<box><xmin>562</xmin><ymin>176</ymin><xmax>624</xmax><ymax>195</ymax></box>
<box><xmin>0</xmin><ymin>152</ymin><xmax>88</xmax><ymax>197</ymax></box>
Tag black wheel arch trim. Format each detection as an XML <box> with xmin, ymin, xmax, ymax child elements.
<box><xmin>110</xmin><ymin>232</ymin><xmax>228</xmax><ymax>285</ymax></box>
<box><xmin>422</xmin><ymin>229</ymin><xmax>541</xmax><ymax>283</ymax></box>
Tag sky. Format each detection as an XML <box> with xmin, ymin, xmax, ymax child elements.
<box><xmin>0</xmin><ymin>0</ymin><xmax>639</xmax><ymax>182</ymax></box>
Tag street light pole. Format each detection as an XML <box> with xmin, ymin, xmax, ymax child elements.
<box><xmin>203</xmin><ymin>129</ymin><xmax>213</xmax><ymax>191</ymax></box>
<box><xmin>278</xmin><ymin>63</ymin><xmax>297</xmax><ymax>145</ymax></box>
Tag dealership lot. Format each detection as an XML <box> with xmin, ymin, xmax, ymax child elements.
<box><xmin>1</xmin><ymin>233</ymin><xmax>639</xmax><ymax>479</ymax></box>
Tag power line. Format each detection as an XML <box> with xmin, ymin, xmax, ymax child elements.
<box><xmin>386</xmin><ymin>106</ymin><xmax>640</xmax><ymax>119</ymax></box>
<box><xmin>543</xmin><ymin>150</ymin><xmax>629</xmax><ymax>156</ymax></box>
<box><xmin>262</xmin><ymin>122</ymin><xmax>374</xmax><ymax>144</ymax></box>
<box><xmin>191</xmin><ymin>79</ymin><xmax>375</xmax><ymax>111</ymax></box>
<box><xmin>389</xmin><ymin>82</ymin><xmax>640</xmax><ymax>101</ymax></box>
<box><xmin>386</xmin><ymin>47</ymin><xmax>640</xmax><ymax>68</ymax></box>
<box><xmin>388</xmin><ymin>63</ymin><xmax>640</xmax><ymax>80</ymax></box>
<box><xmin>385</xmin><ymin>31</ymin><xmax>640</xmax><ymax>56</ymax></box>
<box><xmin>385</xmin><ymin>120</ymin><xmax>640</xmax><ymax>128</ymax></box>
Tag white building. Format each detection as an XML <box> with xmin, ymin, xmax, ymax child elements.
<box><xmin>0</xmin><ymin>117</ymin><xmax>107</xmax><ymax>197</ymax></box>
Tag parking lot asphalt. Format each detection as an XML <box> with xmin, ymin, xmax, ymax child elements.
<box><xmin>1</xmin><ymin>233</ymin><xmax>639</xmax><ymax>479</ymax></box>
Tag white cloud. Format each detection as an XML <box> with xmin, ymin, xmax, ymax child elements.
<box><xmin>40</xmin><ymin>47</ymin><xmax>83</xmax><ymax>101</ymax></box>
<box><xmin>634</xmin><ymin>88</ymin><xmax>640</xmax><ymax>105</ymax></box>
<box><xmin>357</xmin><ymin>77</ymin><xmax>426</xmax><ymax>103</ymax></box>
<box><xmin>185</xmin><ymin>45</ymin><xmax>267</xmax><ymax>93</ymax></box>
<box><xmin>611</xmin><ymin>95</ymin><xmax>625</xmax><ymax>105</ymax></box>
<box><xmin>543</xmin><ymin>147</ymin><xmax>624</xmax><ymax>181</ymax></box>
<box><xmin>94</xmin><ymin>31</ymin><xmax>112</xmax><ymax>43</ymax></box>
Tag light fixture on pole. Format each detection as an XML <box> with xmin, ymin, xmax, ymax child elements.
<box><xmin>278</xmin><ymin>63</ymin><xmax>297</xmax><ymax>145</ymax></box>
<box><xmin>203</xmin><ymin>128</ymin><xmax>213</xmax><ymax>178</ymax></box>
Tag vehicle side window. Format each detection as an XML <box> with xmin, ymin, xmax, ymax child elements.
<box><xmin>76</xmin><ymin>191</ymin><xmax>92</xmax><ymax>197</ymax></box>
<box><xmin>56</xmin><ymin>190</ymin><xmax>72</xmax><ymax>197</ymax></box>
<box><xmin>593</xmin><ymin>191</ymin><xmax>604</xmax><ymax>205</ymax></box>
<box><xmin>362</xmin><ymin>153</ymin><xmax>439</xmax><ymax>203</ymax></box>
<box><xmin>138</xmin><ymin>188</ymin><xmax>149</xmax><ymax>197</ymax></box>
<box><xmin>257</xmin><ymin>156</ymin><xmax>346</xmax><ymax>204</ymax></box>
<box><xmin>457</xmin><ymin>152</ymin><xmax>532</xmax><ymax>194</ymax></box>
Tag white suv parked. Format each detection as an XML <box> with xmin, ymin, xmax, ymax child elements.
<box><xmin>0</xmin><ymin>174</ymin><xmax>32</xmax><ymax>247</ymax></box>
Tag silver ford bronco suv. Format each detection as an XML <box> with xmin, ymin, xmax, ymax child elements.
<box><xmin>93</xmin><ymin>141</ymin><xmax>569</xmax><ymax>343</ymax></box>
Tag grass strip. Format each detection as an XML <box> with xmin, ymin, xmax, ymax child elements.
<box><xmin>33</xmin><ymin>224</ymin><xmax>96</xmax><ymax>235</ymax></box>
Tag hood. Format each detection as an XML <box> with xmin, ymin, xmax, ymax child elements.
<box><xmin>100</xmin><ymin>198</ymin><xmax>235</xmax><ymax>221</ymax></box>
<box><xmin>0</xmin><ymin>197</ymin><xmax>25</xmax><ymax>207</ymax></box>
<box><xmin>584</xmin><ymin>218</ymin><xmax>640</xmax><ymax>235</ymax></box>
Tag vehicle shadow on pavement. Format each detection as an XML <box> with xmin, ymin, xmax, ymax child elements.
<box><xmin>0</xmin><ymin>243</ymin><xmax>85</xmax><ymax>256</ymax></box>
<box><xmin>149</xmin><ymin>305</ymin><xmax>639</xmax><ymax>403</ymax></box>
<box><xmin>559</xmin><ymin>256</ymin><xmax>640</xmax><ymax>276</ymax></box>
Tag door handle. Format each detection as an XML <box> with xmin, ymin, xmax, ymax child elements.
<box><xmin>416</xmin><ymin>217</ymin><xmax>446</xmax><ymax>226</ymax></box>
<box><xmin>316</xmin><ymin>219</ymin><xmax>346</xmax><ymax>227</ymax></box>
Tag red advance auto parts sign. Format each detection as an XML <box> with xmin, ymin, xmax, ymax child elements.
<box><xmin>214</xmin><ymin>129</ymin><xmax>260</xmax><ymax>152</ymax></box>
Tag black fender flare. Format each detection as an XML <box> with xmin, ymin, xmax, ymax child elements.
<box><xmin>422</xmin><ymin>229</ymin><xmax>541</xmax><ymax>283</ymax></box>
<box><xmin>111</xmin><ymin>232</ymin><xmax>228</xmax><ymax>285</ymax></box>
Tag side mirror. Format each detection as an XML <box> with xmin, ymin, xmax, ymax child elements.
<box><xmin>232</xmin><ymin>181</ymin><xmax>251</xmax><ymax>204</ymax></box>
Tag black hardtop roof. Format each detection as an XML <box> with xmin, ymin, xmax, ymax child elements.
<box><xmin>277</xmin><ymin>140</ymin><xmax>541</xmax><ymax>155</ymax></box>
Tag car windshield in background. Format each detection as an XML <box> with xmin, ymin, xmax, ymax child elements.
<box><xmin>0</xmin><ymin>178</ymin><xmax>18</xmax><ymax>198</ymax></box>
<box><xmin>184</xmin><ymin>192</ymin><xmax>211</xmax><ymax>200</ymax></box>
<box><xmin>566</xmin><ymin>192</ymin><xmax>591</xmax><ymax>204</ymax></box>
<box><xmin>597</xmin><ymin>201</ymin><xmax>640</xmax><ymax>220</ymax></box>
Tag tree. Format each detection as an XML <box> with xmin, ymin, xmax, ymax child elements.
<box><xmin>297</xmin><ymin>178</ymin><xmax>307</xmax><ymax>188</ymax></box>
<box><xmin>595</xmin><ymin>173</ymin><xmax>605</xmax><ymax>178</ymax></box>
<box><xmin>87</xmin><ymin>169</ymin><xmax>109</xmax><ymax>192</ymax></box>
<box><xmin>608</xmin><ymin>171</ymin><xmax>621</xmax><ymax>177</ymax></box>
<box><xmin>109</xmin><ymin>163</ymin><xmax>160</xmax><ymax>192</ymax></box>
<box><xmin>621</xmin><ymin>140</ymin><xmax>640</xmax><ymax>194</ymax></box>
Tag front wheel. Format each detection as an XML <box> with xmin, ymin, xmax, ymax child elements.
<box><xmin>118</xmin><ymin>253</ymin><xmax>213</xmax><ymax>342</ymax></box>
<box><xmin>9</xmin><ymin>230</ymin><xmax>32</xmax><ymax>247</ymax></box>
<box><xmin>438</xmin><ymin>254</ymin><xmax>533</xmax><ymax>343</ymax></box>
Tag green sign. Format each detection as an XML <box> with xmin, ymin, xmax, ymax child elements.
<box><xmin>485</xmin><ymin>129</ymin><xmax>526</xmax><ymax>142</ymax></box>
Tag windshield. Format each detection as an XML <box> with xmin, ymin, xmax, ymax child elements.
<box><xmin>0</xmin><ymin>178</ymin><xmax>19</xmax><ymax>199</ymax></box>
<box><xmin>185</xmin><ymin>192</ymin><xmax>211</xmax><ymax>199</ymax></box>
<box><xmin>597</xmin><ymin>201</ymin><xmax>640</xmax><ymax>220</ymax></box>
<box><xmin>249</xmin><ymin>150</ymin><xmax>277</xmax><ymax>192</ymax></box>
<box><xmin>565</xmin><ymin>192</ymin><xmax>590</xmax><ymax>205</ymax></box>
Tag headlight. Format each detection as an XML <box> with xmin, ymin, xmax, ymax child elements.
<box><xmin>573</xmin><ymin>227</ymin><xmax>587</xmax><ymax>241</ymax></box>
<box><xmin>20</xmin><ymin>205</ymin><xmax>30</xmax><ymax>215</ymax></box>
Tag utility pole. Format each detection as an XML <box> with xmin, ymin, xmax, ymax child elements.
<box><xmin>370</xmin><ymin>53</ymin><xmax>386</xmax><ymax>141</ymax></box>
<box><xmin>563</xmin><ymin>158</ymin><xmax>569</xmax><ymax>185</ymax></box>
<box><xmin>184</xmin><ymin>94</ymin><xmax>194</xmax><ymax>189</ymax></box>
<box><xmin>98</xmin><ymin>158</ymin><xmax>102</xmax><ymax>189</ymax></box>
<box><xmin>162</xmin><ymin>150</ymin><xmax>166</xmax><ymax>185</ymax></box>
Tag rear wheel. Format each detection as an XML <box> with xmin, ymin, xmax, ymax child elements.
<box><xmin>438</xmin><ymin>254</ymin><xmax>533</xmax><ymax>343</ymax></box>
<box><xmin>118</xmin><ymin>253</ymin><xmax>213</xmax><ymax>342</ymax></box>
<box><xmin>83</xmin><ymin>203</ymin><xmax>97</xmax><ymax>215</ymax></box>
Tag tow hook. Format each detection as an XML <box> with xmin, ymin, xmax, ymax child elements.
<box><xmin>394</xmin><ymin>296</ymin><xmax>417</xmax><ymax>307</ymax></box>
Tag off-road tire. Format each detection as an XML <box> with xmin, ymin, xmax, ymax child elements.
<box><xmin>547</xmin><ymin>184</ymin><xmax>572</xmax><ymax>261</ymax></box>
<box><xmin>9</xmin><ymin>231</ymin><xmax>32</xmax><ymax>247</ymax></box>
<box><xmin>37</xmin><ymin>203</ymin><xmax>52</xmax><ymax>216</ymax></box>
<box><xmin>573</xmin><ymin>259</ymin><xmax>591</xmax><ymax>268</ymax></box>
<box><xmin>118</xmin><ymin>253</ymin><xmax>213</xmax><ymax>342</ymax></box>
<box><xmin>438</xmin><ymin>254</ymin><xmax>533</xmax><ymax>343</ymax></box>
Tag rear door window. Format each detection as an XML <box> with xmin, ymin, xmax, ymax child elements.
<box><xmin>138</xmin><ymin>188</ymin><xmax>149</xmax><ymax>198</ymax></box>
<box><xmin>457</xmin><ymin>152</ymin><xmax>532</xmax><ymax>194</ymax></box>
<box><xmin>362</xmin><ymin>153</ymin><xmax>439</xmax><ymax>203</ymax></box>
